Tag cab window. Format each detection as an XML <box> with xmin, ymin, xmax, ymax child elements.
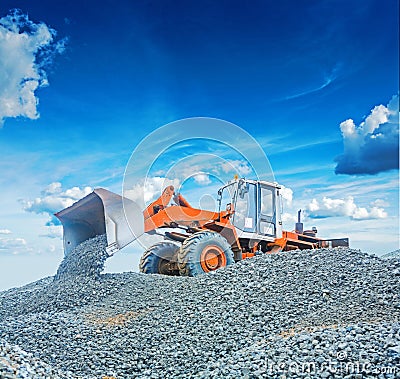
<box><xmin>233</xmin><ymin>182</ymin><xmax>257</xmax><ymax>232</ymax></box>
<box><xmin>259</xmin><ymin>186</ymin><xmax>276</xmax><ymax>236</ymax></box>
<box><xmin>260</xmin><ymin>187</ymin><xmax>273</xmax><ymax>216</ymax></box>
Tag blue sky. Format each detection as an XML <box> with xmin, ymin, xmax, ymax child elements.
<box><xmin>0</xmin><ymin>0</ymin><xmax>398</xmax><ymax>290</ymax></box>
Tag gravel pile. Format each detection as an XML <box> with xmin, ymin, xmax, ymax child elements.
<box><xmin>54</xmin><ymin>234</ymin><xmax>108</xmax><ymax>281</ymax></box>
<box><xmin>0</xmin><ymin>338</ymin><xmax>67</xmax><ymax>379</ymax></box>
<box><xmin>0</xmin><ymin>274</ymin><xmax>127</xmax><ymax>318</ymax></box>
<box><xmin>382</xmin><ymin>249</ymin><xmax>400</xmax><ymax>260</ymax></box>
<box><xmin>0</xmin><ymin>246</ymin><xmax>399</xmax><ymax>378</ymax></box>
<box><xmin>0</xmin><ymin>235</ymin><xmax>115</xmax><ymax>318</ymax></box>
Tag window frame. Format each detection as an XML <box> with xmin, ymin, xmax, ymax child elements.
<box><xmin>258</xmin><ymin>184</ymin><xmax>276</xmax><ymax>237</ymax></box>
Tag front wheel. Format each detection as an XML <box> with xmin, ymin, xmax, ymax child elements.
<box><xmin>139</xmin><ymin>242</ymin><xmax>180</xmax><ymax>275</ymax></box>
<box><xmin>178</xmin><ymin>231</ymin><xmax>234</xmax><ymax>276</ymax></box>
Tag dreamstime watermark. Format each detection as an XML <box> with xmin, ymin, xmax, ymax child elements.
<box><xmin>254</xmin><ymin>352</ymin><xmax>398</xmax><ymax>376</ymax></box>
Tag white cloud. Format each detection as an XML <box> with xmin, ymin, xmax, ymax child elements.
<box><xmin>339</xmin><ymin>104</ymin><xmax>390</xmax><ymax>144</ymax></box>
<box><xmin>281</xmin><ymin>212</ymin><xmax>297</xmax><ymax>223</ymax></box>
<box><xmin>174</xmin><ymin>164</ymin><xmax>212</xmax><ymax>186</ymax></box>
<box><xmin>125</xmin><ymin>177</ymin><xmax>180</xmax><ymax>204</ymax></box>
<box><xmin>367</xmin><ymin>206</ymin><xmax>388</xmax><ymax>219</ymax></box>
<box><xmin>306</xmin><ymin>196</ymin><xmax>388</xmax><ymax>220</ymax></box>
<box><xmin>45</xmin><ymin>182</ymin><xmax>62</xmax><ymax>194</ymax></box>
<box><xmin>22</xmin><ymin>182</ymin><xmax>93</xmax><ymax>225</ymax></box>
<box><xmin>0</xmin><ymin>237</ymin><xmax>28</xmax><ymax>255</ymax></box>
<box><xmin>335</xmin><ymin>95</ymin><xmax>399</xmax><ymax>175</ymax></box>
<box><xmin>282</xmin><ymin>65</ymin><xmax>340</xmax><ymax>101</ymax></box>
<box><xmin>0</xmin><ymin>9</ymin><xmax>66</xmax><ymax>126</ymax></box>
<box><xmin>0</xmin><ymin>229</ymin><xmax>12</xmax><ymax>235</ymax></box>
<box><xmin>40</xmin><ymin>225</ymin><xmax>63</xmax><ymax>239</ymax></box>
<box><xmin>371</xmin><ymin>199</ymin><xmax>389</xmax><ymax>207</ymax></box>
<box><xmin>220</xmin><ymin>160</ymin><xmax>252</xmax><ymax>176</ymax></box>
<box><xmin>280</xmin><ymin>185</ymin><xmax>293</xmax><ymax>207</ymax></box>
<box><xmin>278</xmin><ymin>185</ymin><xmax>296</xmax><ymax>224</ymax></box>
<box><xmin>193</xmin><ymin>173</ymin><xmax>211</xmax><ymax>185</ymax></box>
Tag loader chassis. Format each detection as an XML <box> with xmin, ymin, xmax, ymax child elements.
<box><xmin>138</xmin><ymin>179</ymin><xmax>348</xmax><ymax>276</ymax></box>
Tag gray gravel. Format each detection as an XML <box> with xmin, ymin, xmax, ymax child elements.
<box><xmin>382</xmin><ymin>249</ymin><xmax>400</xmax><ymax>260</ymax></box>
<box><xmin>0</xmin><ymin>338</ymin><xmax>67</xmax><ymax>379</ymax></box>
<box><xmin>54</xmin><ymin>234</ymin><xmax>108</xmax><ymax>281</ymax></box>
<box><xmin>1</xmin><ymin>245</ymin><xmax>399</xmax><ymax>378</ymax></box>
<box><xmin>0</xmin><ymin>235</ymin><xmax>120</xmax><ymax>318</ymax></box>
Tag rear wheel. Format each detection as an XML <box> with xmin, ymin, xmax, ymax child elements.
<box><xmin>178</xmin><ymin>231</ymin><xmax>234</xmax><ymax>276</ymax></box>
<box><xmin>139</xmin><ymin>242</ymin><xmax>180</xmax><ymax>275</ymax></box>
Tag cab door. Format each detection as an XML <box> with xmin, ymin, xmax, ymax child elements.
<box><xmin>258</xmin><ymin>184</ymin><xmax>276</xmax><ymax>237</ymax></box>
<box><xmin>232</xmin><ymin>181</ymin><xmax>257</xmax><ymax>233</ymax></box>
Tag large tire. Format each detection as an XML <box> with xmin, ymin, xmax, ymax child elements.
<box><xmin>139</xmin><ymin>242</ymin><xmax>179</xmax><ymax>275</ymax></box>
<box><xmin>178</xmin><ymin>231</ymin><xmax>234</xmax><ymax>276</ymax></box>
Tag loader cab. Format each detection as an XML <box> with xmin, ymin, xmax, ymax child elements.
<box><xmin>218</xmin><ymin>179</ymin><xmax>282</xmax><ymax>240</ymax></box>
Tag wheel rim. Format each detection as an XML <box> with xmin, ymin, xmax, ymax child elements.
<box><xmin>200</xmin><ymin>244</ymin><xmax>227</xmax><ymax>272</ymax></box>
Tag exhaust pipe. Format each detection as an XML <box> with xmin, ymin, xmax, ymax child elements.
<box><xmin>295</xmin><ymin>209</ymin><xmax>304</xmax><ymax>235</ymax></box>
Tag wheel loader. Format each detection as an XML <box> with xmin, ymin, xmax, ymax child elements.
<box><xmin>55</xmin><ymin>178</ymin><xmax>349</xmax><ymax>276</ymax></box>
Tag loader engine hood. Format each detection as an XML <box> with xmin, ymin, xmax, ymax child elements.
<box><xmin>55</xmin><ymin>188</ymin><xmax>142</xmax><ymax>256</ymax></box>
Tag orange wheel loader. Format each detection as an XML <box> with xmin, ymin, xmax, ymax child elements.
<box><xmin>55</xmin><ymin>178</ymin><xmax>349</xmax><ymax>276</ymax></box>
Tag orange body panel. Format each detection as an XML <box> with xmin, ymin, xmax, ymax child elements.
<box><xmin>143</xmin><ymin>186</ymin><xmax>174</xmax><ymax>220</ymax></box>
<box><xmin>144</xmin><ymin>206</ymin><xmax>233</xmax><ymax>232</ymax></box>
<box><xmin>242</xmin><ymin>252</ymin><xmax>256</xmax><ymax>259</ymax></box>
<box><xmin>144</xmin><ymin>206</ymin><xmax>220</xmax><ymax>232</ymax></box>
<box><xmin>282</xmin><ymin>231</ymin><xmax>299</xmax><ymax>240</ymax></box>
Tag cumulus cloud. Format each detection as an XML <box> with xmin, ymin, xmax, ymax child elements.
<box><xmin>280</xmin><ymin>185</ymin><xmax>293</xmax><ymax>207</ymax></box>
<box><xmin>371</xmin><ymin>199</ymin><xmax>389</xmax><ymax>207</ymax></box>
<box><xmin>281</xmin><ymin>212</ymin><xmax>298</xmax><ymax>223</ymax></box>
<box><xmin>193</xmin><ymin>173</ymin><xmax>211</xmax><ymax>185</ymax></box>
<box><xmin>0</xmin><ymin>228</ymin><xmax>31</xmax><ymax>255</ymax></box>
<box><xmin>0</xmin><ymin>237</ymin><xmax>28</xmax><ymax>254</ymax></box>
<box><xmin>220</xmin><ymin>160</ymin><xmax>252</xmax><ymax>176</ymax></box>
<box><xmin>306</xmin><ymin>196</ymin><xmax>388</xmax><ymax>220</ymax></box>
<box><xmin>125</xmin><ymin>177</ymin><xmax>180</xmax><ymax>204</ymax></box>
<box><xmin>22</xmin><ymin>182</ymin><xmax>93</xmax><ymax>225</ymax></box>
<box><xmin>0</xmin><ymin>9</ymin><xmax>66</xmax><ymax>126</ymax></box>
<box><xmin>174</xmin><ymin>164</ymin><xmax>212</xmax><ymax>186</ymax></box>
<box><xmin>279</xmin><ymin>185</ymin><xmax>297</xmax><ymax>223</ymax></box>
<box><xmin>335</xmin><ymin>95</ymin><xmax>399</xmax><ymax>175</ymax></box>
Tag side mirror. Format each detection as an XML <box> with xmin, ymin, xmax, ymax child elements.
<box><xmin>238</xmin><ymin>181</ymin><xmax>249</xmax><ymax>199</ymax></box>
<box><xmin>217</xmin><ymin>189</ymin><xmax>222</xmax><ymax>204</ymax></box>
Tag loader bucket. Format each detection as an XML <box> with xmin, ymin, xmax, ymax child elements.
<box><xmin>55</xmin><ymin>188</ymin><xmax>143</xmax><ymax>256</ymax></box>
